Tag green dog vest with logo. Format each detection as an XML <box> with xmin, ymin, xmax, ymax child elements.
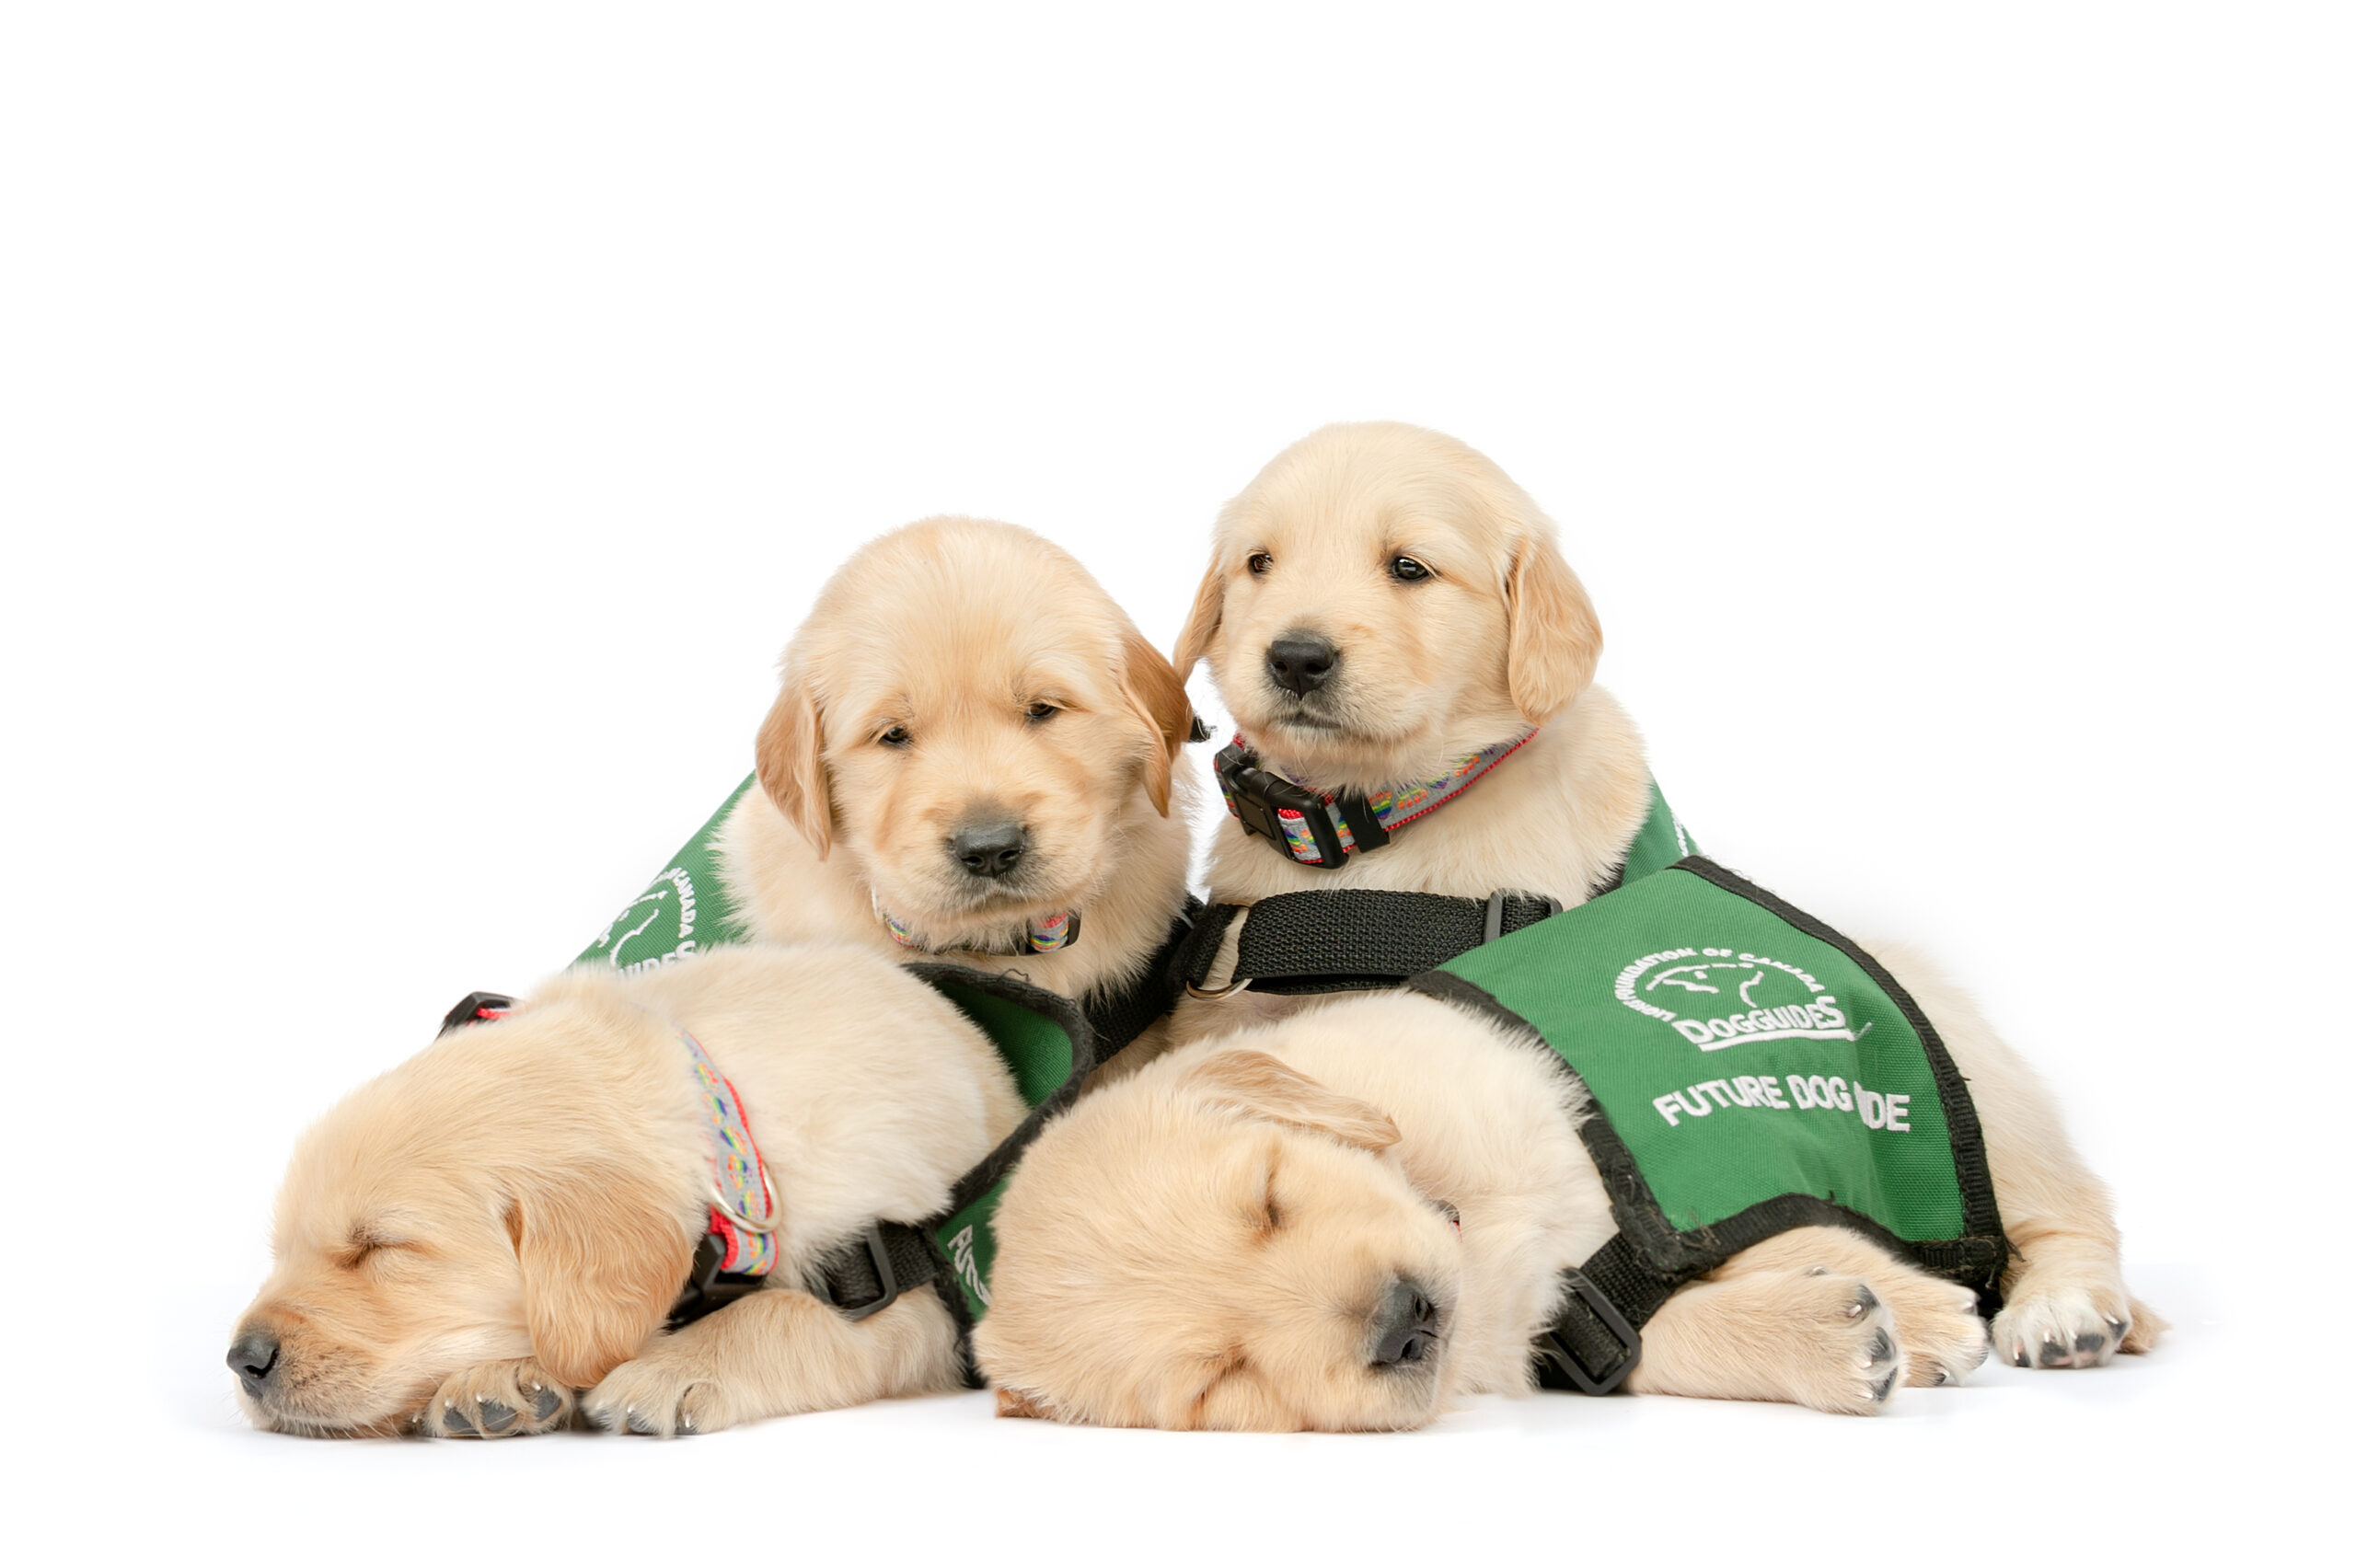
<box><xmin>1409</xmin><ymin>854</ymin><xmax>2008</xmax><ymax>1391</ymax></box>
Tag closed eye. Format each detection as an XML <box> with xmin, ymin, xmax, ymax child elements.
<box><xmin>338</xmin><ymin>1231</ymin><xmax>416</xmax><ymax>1270</ymax></box>
<box><xmin>1253</xmin><ymin>1158</ymin><xmax>1284</xmax><ymax>1237</ymax></box>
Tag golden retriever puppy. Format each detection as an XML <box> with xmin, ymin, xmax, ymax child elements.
<box><xmin>718</xmin><ymin>518</ymin><xmax>1195</xmax><ymax>1008</ymax></box>
<box><xmin>1140</xmin><ymin>421</ymin><xmax>2154</xmax><ymax>1391</ymax></box>
<box><xmin>977</xmin><ymin>993</ymin><xmax>2009</xmax><ymax>1430</ymax></box>
<box><xmin>228</xmin><ymin>944</ymin><xmax>1022</xmax><ymax>1437</ymax></box>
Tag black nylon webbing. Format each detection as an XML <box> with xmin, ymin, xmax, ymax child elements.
<box><xmin>1081</xmin><ymin>898</ymin><xmax>1202</xmax><ymax>1058</ymax></box>
<box><xmin>1192</xmin><ymin>889</ymin><xmax>1562</xmax><ymax>996</ymax></box>
<box><xmin>1532</xmin><ymin>1233</ymin><xmax>1675</xmax><ymax>1394</ymax></box>
<box><xmin>1176</xmin><ymin>902</ymin><xmax>1243</xmax><ymax>988</ymax></box>
<box><xmin>810</xmin><ymin>1221</ymin><xmax>943</xmax><ymax>1316</ymax></box>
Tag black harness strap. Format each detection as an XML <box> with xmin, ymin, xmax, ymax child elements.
<box><xmin>1081</xmin><ymin>897</ymin><xmax>1203</xmax><ymax>1055</ymax></box>
<box><xmin>806</xmin><ymin>1221</ymin><xmax>942</xmax><ymax>1320</ymax></box>
<box><xmin>1179</xmin><ymin>889</ymin><xmax>1563</xmax><ymax>997</ymax></box>
<box><xmin>1531</xmin><ymin>1235</ymin><xmax>1673</xmax><ymax>1393</ymax></box>
<box><xmin>670</xmin><ymin>1220</ymin><xmax>943</xmax><ymax>1330</ymax></box>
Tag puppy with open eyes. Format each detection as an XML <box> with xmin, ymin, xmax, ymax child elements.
<box><xmin>228</xmin><ymin>944</ymin><xmax>1022</xmax><ymax>1438</ymax></box>
<box><xmin>972</xmin><ymin>422</ymin><xmax>2159</xmax><ymax>1429</ymax></box>
<box><xmin>718</xmin><ymin>517</ymin><xmax>1196</xmax><ymax>1010</ymax></box>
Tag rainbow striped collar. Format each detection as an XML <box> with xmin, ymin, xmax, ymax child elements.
<box><xmin>873</xmin><ymin>895</ymin><xmax>1080</xmax><ymax>957</ymax></box>
<box><xmin>1213</xmin><ymin>728</ymin><xmax>1539</xmax><ymax>869</ymax></box>
<box><xmin>676</xmin><ymin>1025</ymin><xmax>780</xmax><ymax>1276</ymax></box>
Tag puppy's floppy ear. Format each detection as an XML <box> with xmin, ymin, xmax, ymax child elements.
<box><xmin>1504</xmin><ymin>534</ymin><xmax>1603</xmax><ymax>725</ymax></box>
<box><xmin>505</xmin><ymin>1167</ymin><xmax>695</xmax><ymax>1389</ymax></box>
<box><xmin>1183</xmin><ymin>1049</ymin><xmax>1399</xmax><ymax>1154</ymax></box>
<box><xmin>1118</xmin><ymin>627</ymin><xmax>1195</xmax><ymax>817</ymax></box>
<box><xmin>754</xmin><ymin>665</ymin><xmax>833</xmax><ymax>859</ymax></box>
<box><xmin>1172</xmin><ymin>548</ymin><xmax>1227</xmax><ymax>681</ymax></box>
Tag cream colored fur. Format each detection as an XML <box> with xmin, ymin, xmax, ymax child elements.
<box><xmin>719</xmin><ymin>517</ymin><xmax>1196</xmax><ymax>1006</ymax></box>
<box><xmin>230</xmin><ymin>944</ymin><xmax>1022</xmax><ymax>1438</ymax></box>
<box><xmin>982</xmin><ymin>421</ymin><xmax>2157</xmax><ymax>1428</ymax></box>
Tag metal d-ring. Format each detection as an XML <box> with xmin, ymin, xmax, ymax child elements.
<box><xmin>1184</xmin><ymin>975</ymin><xmax>1250</xmax><ymax>1000</ymax></box>
<box><xmin>711</xmin><ymin>1159</ymin><xmax>780</xmax><ymax>1233</ymax></box>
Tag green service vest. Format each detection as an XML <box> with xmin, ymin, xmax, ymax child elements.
<box><xmin>1411</xmin><ymin>856</ymin><xmax>2008</xmax><ymax>1325</ymax></box>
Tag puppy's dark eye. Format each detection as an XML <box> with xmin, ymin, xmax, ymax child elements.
<box><xmin>1247</xmin><ymin>552</ymin><xmax>1274</xmax><ymax>576</ymax></box>
<box><xmin>1388</xmin><ymin>556</ymin><xmax>1431</xmax><ymax>582</ymax></box>
<box><xmin>1024</xmin><ymin>701</ymin><xmax>1058</xmax><ymax>723</ymax></box>
<box><xmin>878</xmin><ymin>724</ymin><xmax>912</xmax><ymax>748</ymax></box>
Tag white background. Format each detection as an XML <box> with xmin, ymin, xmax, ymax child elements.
<box><xmin>4</xmin><ymin>5</ymin><xmax>2349</xmax><ymax>1562</ymax></box>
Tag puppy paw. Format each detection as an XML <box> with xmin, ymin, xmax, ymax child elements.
<box><xmin>1881</xmin><ymin>1275</ymin><xmax>1991</xmax><ymax>1388</ymax></box>
<box><xmin>1992</xmin><ymin>1286</ymin><xmax>2136</xmax><ymax>1369</ymax></box>
<box><xmin>1783</xmin><ymin>1275</ymin><xmax>1910</xmax><ymax>1415</ymax></box>
<box><xmin>585</xmin><ymin>1346</ymin><xmax>733</xmax><ymax>1438</ymax></box>
<box><xmin>426</xmin><ymin>1359</ymin><xmax>573</xmax><ymax>1439</ymax></box>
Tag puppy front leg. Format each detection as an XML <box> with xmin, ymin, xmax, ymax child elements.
<box><xmin>1624</xmin><ymin>1227</ymin><xmax>1985</xmax><ymax>1412</ymax></box>
<box><xmin>1626</xmin><ymin>1262</ymin><xmax>1906</xmax><ymax>1415</ymax></box>
<box><xmin>1864</xmin><ymin>941</ymin><xmax>2166</xmax><ymax>1368</ymax></box>
<box><xmin>583</xmin><ymin>1286</ymin><xmax>966</xmax><ymax>1436</ymax></box>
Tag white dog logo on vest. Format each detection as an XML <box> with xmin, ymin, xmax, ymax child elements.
<box><xmin>1613</xmin><ymin>946</ymin><xmax>1854</xmax><ymax>1051</ymax></box>
<box><xmin>587</xmin><ymin>866</ymin><xmax>701</xmax><ymax>974</ymax></box>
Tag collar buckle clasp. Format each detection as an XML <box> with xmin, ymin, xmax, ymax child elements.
<box><xmin>1214</xmin><ymin>742</ymin><xmax>1350</xmax><ymax>868</ymax></box>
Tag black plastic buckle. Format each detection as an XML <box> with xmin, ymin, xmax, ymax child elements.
<box><xmin>809</xmin><ymin>1223</ymin><xmax>904</xmax><ymax>1322</ymax></box>
<box><xmin>666</xmin><ymin>1232</ymin><xmax>768</xmax><ymax>1329</ymax></box>
<box><xmin>437</xmin><ymin>991</ymin><xmax>518</xmax><ymax>1036</ymax></box>
<box><xmin>1215</xmin><ymin>743</ymin><xmax>1349</xmax><ymax>868</ymax></box>
<box><xmin>1533</xmin><ymin>1268</ymin><xmax>1644</xmax><ymax>1394</ymax></box>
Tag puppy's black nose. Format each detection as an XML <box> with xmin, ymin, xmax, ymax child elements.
<box><xmin>227</xmin><ymin>1329</ymin><xmax>281</xmax><ymax>1396</ymax></box>
<box><xmin>1369</xmin><ymin>1278</ymin><xmax>1441</xmax><ymax>1368</ymax></box>
<box><xmin>951</xmin><ymin>819</ymin><xmax>1028</xmax><ymax>880</ymax></box>
<box><xmin>1265</xmin><ymin>633</ymin><xmax>1338</xmax><ymax>697</ymax></box>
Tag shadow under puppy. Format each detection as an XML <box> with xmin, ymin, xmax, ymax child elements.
<box><xmin>229</xmin><ymin>944</ymin><xmax>1021</xmax><ymax>1437</ymax></box>
<box><xmin>719</xmin><ymin>517</ymin><xmax>1196</xmax><ymax>1011</ymax></box>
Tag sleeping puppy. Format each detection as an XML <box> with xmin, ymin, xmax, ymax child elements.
<box><xmin>719</xmin><ymin>517</ymin><xmax>1195</xmax><ymax>1006</ymax></box>
<box><xmin>228</xmin><ymin>944</ymin><xmax>1022</xmax><ymax>1437</ymax></box>
<box><xmin>977</xmin><ymin>995</ymin><xmax>2020</xmax><ymax>1429</ymax></box>
<box><xmin>1138</xmin><ymin>421</ymin><xmax>2154</xmax><ymax>1390</ymax></box>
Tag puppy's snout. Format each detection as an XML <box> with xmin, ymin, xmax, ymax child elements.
<box><xmin>951</xmin><ymin>818</ymin><xmax>1029</xmax><ymax>880</ymax></box>
<box><xmin>1265</xmin><ymin>632</ymin><xmax>1338</xmax><ymax>697</ymax></box>
<box><xmin>1369</xmin><ymin>1277</ymin><xmax>1441</xmax><ymax>1368</ymax></box>
<box><xmin>227</xmin><ymin>1327</ymin><xmax>281</xmax><ymax>1397</ymax></box>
